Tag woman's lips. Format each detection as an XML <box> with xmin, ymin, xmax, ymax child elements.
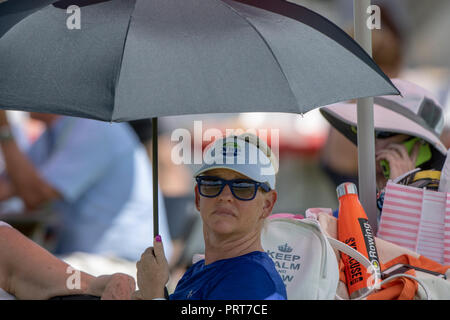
<box><xmin>213</xmin><ymin>208</ymin><xmax>237</xmax><ymax>217</ymax></box>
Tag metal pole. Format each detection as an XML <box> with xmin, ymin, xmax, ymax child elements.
<box><xmin>152</xmin><ymin>117</ymin><xmax>159</xmax><ymax>237</ymax></box>
<box><xmin>354</xmin><ymin>0</ymin><xmax>378</xmax><ymax>234</ymax></box>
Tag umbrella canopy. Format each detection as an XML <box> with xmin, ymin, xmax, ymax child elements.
<box><xmin>0</xmin><ymin>0</ymin><xmax>57</xmax><ymax>37</ymax></box>
<box><xmin>0</xmin><ymin>0</ymin><xmax>399</xmax><ymax>235</ymax></box>
<box><xmin>0</xmin><ymin>0</ymin><xmax>398</xmax><ymax>122</ymax></box>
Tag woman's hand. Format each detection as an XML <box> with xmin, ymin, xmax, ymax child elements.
<box><xmin>136</xmin><ymin>236</ymin><xmax>170</xmax><ymax>299</ymax></box>
<box><xmin>99</xmin><ymin>273</ymin><xmax>136</xmax><ymax>300</ymax></box>
<box><xmin>87</xmin><ymin>273</ymin><xmax>136</xmax><ymax>300</ymax></box>
<box><xmin>375</xmin><ymin>141</ymin><xmax>420</xmax><ymax>187</ymax></box>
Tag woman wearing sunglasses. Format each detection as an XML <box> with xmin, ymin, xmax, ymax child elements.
<box><xmin>320</xmin><ymin>79</ymin><xmax>447</xmax><ymax>215</ymax></box>
<box><xmin>134</xmin><ymin>133</ymin><xmax>287</xmax><ymax>300</ymax></box>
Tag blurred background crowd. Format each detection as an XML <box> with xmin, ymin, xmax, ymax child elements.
<box><xmin>1</xmin><ymin>0</ymin><xmax>450</xmax><ymax>292</ymax></box>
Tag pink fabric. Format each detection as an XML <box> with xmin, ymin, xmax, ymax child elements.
<box><xmin>269</xmin><ymin>213</ymin><xmax>304</xmax><ymax>220</ymax></box>
<box><xmin>378</xmin><ymin>181</ymin><xmax>450</xmax><ymax>265</ymax></box>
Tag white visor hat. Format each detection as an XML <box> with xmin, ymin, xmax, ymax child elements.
<box><xmin>194</xmin><ymin>136</ymin><xmax>276</xmax><ymax>190</ymax></box>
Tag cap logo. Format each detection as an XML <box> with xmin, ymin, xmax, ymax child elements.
<box><xmin>222</xmin><ymin>142</ymin><xmax>240</xmax><ymax>157</ymax></box>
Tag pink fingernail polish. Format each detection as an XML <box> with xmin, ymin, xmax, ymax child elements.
<box><xmin>155</xmin><ymin>235</ymin><xmax>161</xmax><ymax>242</ymax></box>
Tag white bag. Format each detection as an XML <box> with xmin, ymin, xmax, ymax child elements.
<box><xmin>261</xmin><ymin>215</ymin><xmax>340</xmax><ymax>299</ymax></box>
<box><xmin>261</xmin><ymin>214</ymin><xmax>430</xmax><ymax>300</ymax></box>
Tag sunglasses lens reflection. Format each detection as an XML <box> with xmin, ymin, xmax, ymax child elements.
<box><xmin>198</xmin><ymin>178</ymin><xmax>257</xmax><ymax>200</ymax></box>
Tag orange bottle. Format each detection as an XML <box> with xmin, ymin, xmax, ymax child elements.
<box><xmin>336</xmin><ymin>182</ymin><xmax>381</xmax><ymax>298</ymax></box>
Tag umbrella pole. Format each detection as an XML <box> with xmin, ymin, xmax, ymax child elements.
<box><xmin>152</xmin><ymin>117</ymin><xmax>159</xmax><ymax>237</ymax></box>
<box><xmin>354</xmin><ymin>0</ymin><xmax>378</xmax><ymax>234</ymax></box>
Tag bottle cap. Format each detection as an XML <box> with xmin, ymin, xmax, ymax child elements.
<box><xmin>336</xmin><ymin>182</ymin><xmax>358</xmax><ymax>199</ymax></box>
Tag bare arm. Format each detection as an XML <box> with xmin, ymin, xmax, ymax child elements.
<box><xmin>0</xmin><ymin>111</ymin><xmax>61</xmax><ymax>210</ymax></box>
<box><xmin>0</xmin><ymin>226</ymin><xmax>135</xmax><ymax>300</ymax></box>
<box><xmin>0</xmin><ymin>177</ymin><xmax>15</xmax><ymax>202</ymax></box>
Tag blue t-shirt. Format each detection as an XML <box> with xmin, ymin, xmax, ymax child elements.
<box><xmin>170</xmin><ymin>251</ymin><xmax>287</xmax><ymax>300</ymax></box>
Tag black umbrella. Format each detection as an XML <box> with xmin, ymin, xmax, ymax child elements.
<box><xmin>0</xmin><ymin>0</ymin><xmax>58</xmax><ymax>37</ymax></box>
<box><xmin>0</xmin><ymin>0</ymin><xmax>399</xmax><ymax>235</ymax></box>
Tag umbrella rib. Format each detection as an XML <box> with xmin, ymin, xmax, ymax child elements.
<box><xmin>216</xmin><ymin>0</ymin><xmax>300</xmax><ymax>112</ymax></box>
<box><xmin>111</xmin><ymin>0</ymin><xmax>138</xmax><ymax>122</ymax></box>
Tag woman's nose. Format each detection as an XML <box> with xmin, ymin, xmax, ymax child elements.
<box><xmin>218</xmin><ymin>184</ymin><xmax>234</xmax><ymax>201</ymax></box>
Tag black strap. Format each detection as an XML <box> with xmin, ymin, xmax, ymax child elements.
<box><xmin>164</xmin><ymin>287</ymin><xmax>169</xmax><ymax>300</ymax></box>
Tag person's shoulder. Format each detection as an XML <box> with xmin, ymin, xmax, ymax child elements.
<box><xmin>73</xmin><ymin>118</ymin><xmax>129</xmax><ymax>134</ymax></box>
<box><xmin>239</xmin><ymin>251</ymin><xmax>275</xmax><ymax>267</ymax></box>
<box><xmin>208</xmin><ymin>253</ymin><xmax>286</xmax><ymax>300</ymax></box>
<box><xmin>73</xmin><ymin>118</ymin><xmax>139</xmax><ymax>148</ymax></box>
<box><xmin>186</xmin><ymin>259</ymin><xmax>205</xmax><ymax>274</ymax></box>
<box><xmin>221</xmin><ymin>252</ymin><xmax>276</xmax><ymax>280</ymax></box>
<box><xmin>229</xmin><ymin>252</ymin><xmax>285</xmax><ymax>291</ymax></box>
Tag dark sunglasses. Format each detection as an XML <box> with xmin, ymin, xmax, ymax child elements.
<box><xmin>351</xmin><ymin>126</ymin><xmax>399</xmax><ymax>139</ymax></box>
<box><xmin>375</xmin><ymin>131</ymin><xmax>399</xmax><ymax>139</ymax></box>
<box><xmin>196</xmin><ymin>176</ymin><xmax>271</xmax><ymax>201</ymax></box>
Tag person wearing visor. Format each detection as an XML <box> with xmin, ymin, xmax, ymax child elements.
<box><xmin>134</xmin><ymin>133</ymin><xmax>287</xmax><ymax>300</ymax></box>
<box><xmin>320</xmin><ymin>79</ymin><xmax>448</xmax><ymax>215</ymax></box>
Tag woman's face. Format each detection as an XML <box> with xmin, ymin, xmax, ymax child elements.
<box><xmin>375</xmin><ymin>134</ymin><xmax>412</xmax><ymax>189</ymax></box>
<box><xmin>195</xmin><ymin>168</ymin><xmax>277</xmax><ymax>238</ymax></box>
